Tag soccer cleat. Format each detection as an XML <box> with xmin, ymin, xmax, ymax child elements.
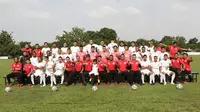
<box><xmin>28</xmin><ymin>84</ymin><xmax>31</xmax><ymax>87</ymax></box>
<box><xmin>171</xmin><ymin>82</ymin><xmax>175</xmax><ymax>85</ymax></box>
<box><xmin>104</xmin><ymin>83</ymin><xmax>107</xmax><ymax>86</ymax></box>
<box><xmin>184</xmin><ymin>81</ymin><xmax>188</xmax><ymax>84</ymax></box>
<box><xmin>164</xmin><ymin>82</ymin><xmax>167</xmax><ymax>85</ymax></box>
<box><xmin>98</xmin><ymin>79</ymin><xmax>100</xmax><ymax>83</ymax></box>
<box><xmin>72</xmin><ymin>83</ymin><xmax>75</xmax><ymax>86</ymax></box>
<box><xmin>80</xmin><ymin>83</ymin><xmax>83</xmax><ymax>86</ymax></box>
<box><xmin>114</xmin><ymin>82</ymin><xmax>118</xmax><ymax>85</ymax></box>
<box><xmin>8</xmin><ymin>84</ymin><xmax>12</xmax><ymax>87</ymax></box>
<box><xmin>89</xmin><ymin>78</ymin><xmax>92</xmax><ymax>82</ymax></box>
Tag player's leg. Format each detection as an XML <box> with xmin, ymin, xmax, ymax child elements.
<box><xmin>31</xmin><ymin>74</ymin><xmax>35</xmax><ymax>85</ymax></box>
<box><xmin>79</xmin><ymin>72</ymin><xmax>86</xmax><ymax>86</ymax></box>
<box><xmin>127</xmin><ymin>71</ymin><xmax>134</xmax><ymax>85</ymax></box>
<box><xmin>169</xmin><ymin>71</ymin><xmax>175</xmax><ymax>85</ymax></box>
<box><xmin>149</xmin><ymin>72</ymin><xmax>154</xmax><ymax>85</ymax></box>
<box><xmin>160</xmin><ymin>72</ymin><xmax>167</xmax><ymax>85</ymax></box>
<box><xmin>141</xmin><ymin>71</ymin><xmax>145</xmax><ymax>84</ymax></box>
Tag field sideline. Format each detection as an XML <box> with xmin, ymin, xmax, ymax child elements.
<box><xmin>0</xmin><ymin>56</ymin><xmax>200</xmax><ymax>112</ymax></box>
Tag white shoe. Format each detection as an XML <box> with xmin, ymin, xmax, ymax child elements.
<box><xmin>50</xmin><ymin>84</ymin><xmax>53</xmax><ymax>87</ymax></box>
<box><xmin>164</xmin><ymin>82</ymin><xmax>167</xmax><ymax>85</ymax></box>
<box><xmin>171</xmin><ymin>82</ymin><xmax>175</xmax><ymax>85</ymax></box>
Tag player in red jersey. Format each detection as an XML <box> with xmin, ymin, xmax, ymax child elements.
<box><xmin>170</xmin><ymin>53</ymin><xmax>182</xmax><ymax>83</ymax></box>
<box><xmin>64</xmin><ymin>57</ymin><xmax>74</xmax><ymax>85</ymax></box>
<box><xmin>100</xmin><ymin>46</ymin><xmax>109</xmax><ymax>64</ymax></box>
<box><xmin>122</xmin><ymin>45</ymin><xmax>131</xmax><ymax>61</ymax></box>
<box><xmin>181</xmin><ymin>53</ymin><xmax>193</xmax><ymax>83</ymax></box>
<box><xmin>21</xmin><ymin>44</ymin><xmax>32</xmax><ymax>58</ymax></box>
<box><xmin>117</xmin><ymin>54</ymin><xmax>128</xmax><ymax>84</ymax></box>
<box><xmin>33</xmin><ymin>44</ymin><xmax>42</xmax><ymax>57</ymax></box>
<box><xmin>83</xmin><ymin>54</ymin><xmax>93</xmax><ymax>83</ymax></box>
<box><xmin>111</xmin><ymin>46</ymin><xmax>120</xmax><ymax>61</ymax></box>
<box><xmin>6</xmin><ymin>57</ymin><xmax>23</xmax><ymax>87</ymax></box>
<box><xmin>73</xmin><ymin>56</ymin><xmax>86</xmax><ymax>86</ymax></box>
<box><xmin>156</xmin><ymin>42</ymin><xmax>163</xmax><ymax>52</ymax></box>
<box><xmin>23</xmin><ymin>58</ymin><xmax>34</xmax><ymax>87</ymax></box>
<box><xmin>128</xmin><ymin>54</ymin><xmax>142</xmax><ymax>85</ymax></box>
<box><xmin>89</xmin><ymin>46</ymin><xmax>98</xmax><ymax>61</ymax></box>
<box><xmin>105</xmin><ymin>55</ymin><xmax>118</xmax><ymax>85</ymax></box>
<box><xmin>97</xmin><ymin>56</ymin><xmax>106</xmax><ymax>84</ymax></box>
<box><xmin>76</xmin><ymin>46</ymin><xmax>86</xmax><ymax>61</ymax></box>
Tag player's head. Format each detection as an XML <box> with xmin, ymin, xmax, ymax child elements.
<box><xmin>32</xmin><ymin>52</ymin><xmax>36</xmax><ymax>57</ymax></box>
<box><xmin>79</xmin><ymin>45</ymin><xmax>83</xmax><ymax>51</ymax></box>
<box><xmin>52</xmin><ymin>43</ymin><xmax>56</xmax><ymax>48</ymax></box>
<box><xmin>73</xmin><ymin>41</ymin><xmax>77</xmax><ymax>46</ymax></box>
<box><xmin>164</xmin><ymin>54</ymin><xmax>168</xmax><ymax>60</ymax></box>
<box><xmin>93</xmin><ymin>59</ymin><xmax>97</xmax><ymax>64</ymax></box>
<box><xmin>143</xmin><ymin>55</ymin><xmax>147</xmax><ymax>61</ymax></box>
<box><xmin>38</xmin><ymin>56</ymin><xmax>43</xmax><ymax>62</ymax></box>
<box><xmin>183</xmin><ymin>53</ymin><xmax>188</xmax><ymax>58</ymax></box>
<box><xmin>46</xmin><ymin>50</ymin><xmax>51</xmax><ymax>56</ymax></box>
<box><xmin>14</xmin><ymin>57</ymin><xmax>19</xmax><ymax>62</ymax></box>
<box><xmin>121</xmin><ymin>54</ymin><xmax>125</xmax><ymax>60</ymax></box>
<box><xmin>82</xmin><ymin>41</ymin><xmax>86</xmax><ymax>46</ymax></box>
<box><xmin>26</xmin><ymin>58</ymin><xmax>31</xmax><ymax>64</ymax></box>
<box><xmin>58</xmin><ymin>56</ymin><xmax>63</xmax><ymax>62</ymax></box>
<box><xmin>100</xmin><ymin>41</ymin><xmax>104</xmax><ymax>45</ymax></box>
<box><xmin>174</xmin><ymin>53</ymin><xmax>178</xmax><ymax>58</ymax></box>
<box><xmin>111</xmin><ymin>40</ymin><xmax>115</xmax><ymax>43</ymax></box>
<box><xmin>154</xmin><ymin>56</ymin><xmax>158</xmax><ymax>62</ymax></box>
<box><xmin>132</xmin><ymin>54</ymin><xmax>136</xmax><ymax>60</ymax></box>
<box><xmin>97</xmin><ymin>55</ymin><xmax>102</xmax><ymax>61</ymax></box>
<box><xmin>89</xmin><ymin>40</ymin><xmax>93</xmax><ymax>45</ymax></box>
<box><xmin>173</xmin><ymin>41</ymin><xmax>177</xmax><ymax>46</ymax></box>
<box><xmin>124</xmin><ymin>45</ymin><xmax>128</xmax><ymax>50</ymax></box>
<box><xmin>67</xmin><ymin>48</ymin><xmax>71</xmax><ymax>54</ymax></box>
<box><xmin>142</xmin><ymin>47</ymin><xmax>145</xmax><ymax>52</ymax></box>
<box><xmin>120</xmin><ymin>41</ymin><xmax>124</xmax><ymax>46</ymax></box>
<box><xmin>63</xmin><ymin>42</ymin><xmax>67</xmax><ymax>47</ymax></box>
<box><xmin>25</xmin><ymin>44</ymin><xmax>29</xmax><ymax>48</ymax></box>
<box><xmin>76</xmin><ymin>56</ymin><xmax>80</xmax><ymax>61</ymax></box>
<box><xmin>161</xmin><ymin>47</ymin><xmax>165</xmax><ymax>52</ymax></box>
<box><xmin>23</xmin><ymin>51</ymin><xmax>27</xmax><ymax>56</ymax></box>
<box><xmin>159</xmin><ymin>41</ymin><xmax>162</xmax><ymax>46</ymax></box>
<box><xmin>35</xmin><ymin>44</ymin><xmax>39</xmax><ymax>49</ymax></box>
<box><xmin>103</xmin><ymin>46</ymin><xmax>107</xmax><ymax>51</ymax></box>
<box><xmin>109</xmin><ymin>55</ymin><xmax>113</xmax><ymax>60</ymax></box>
<box><xmin>44</xmin><ymin>42</ymin><xmax>48</xmax><ymax>47</ymax></box>
<box><xmin>86</xmin><ymin>54</ymin><xmax>90</xmax><ymax>60</ymax></box>
<box><xmin>66</xmin><ymin>56</ymin><xmax>70</xmax><ymax>62</ymax></box>
<box><xmin>44</xmin><ymin>56</ymin><xmax>49</xmax><ymax>61</ymax></box>
<box><xmin>131</xmin><ymin>41</ymin><xmax>135</xmax><ymax>46</ymax></box>
<box><xmin>113</xmin><ymin>46</ymin><xmax>118</xmax><ymax>51</ymax></box>
<box><xmin>135</xmin><ymin>46</ymin><xmax>139</xmax><ymax>52</ymax></box>
<box><xmin>91</xmin><ymin>46</ymin><xmax>95</xmax><ymax>52</ymax></box>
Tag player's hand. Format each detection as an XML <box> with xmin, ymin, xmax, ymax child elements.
<box><xmin>118</xmin><ymin>70</ymin><xmax>121</xmax><ymax>73</ymax></box>
<box><xmin>107</xmin><ymin>70</ymin><xmax>110</xmax><ymax>73</ymax></box>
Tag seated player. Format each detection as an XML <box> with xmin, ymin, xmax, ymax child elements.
<box><xmin>23</xmin><ymin>58</ymin><xmax>34</xmax><ymax>87</ymax></box>
<box><xmin>117</xmin><ymin>54</ymin><xmax>128</xmax><ymax>84</ymax></box>
<box><xmin>30</xmin><ymin>52</ymin><xmax>38</xmax><ymax>66</ymax></box>
<box><xmin>159</xmin><ymin>54</ymin><xmax>175</xmax><ymax>85</ymax></box>
<box><xmin>97</xmin><ymin>56</ymin><xmax>106</xmax><ymax>84</ymax></box>
<box><xmin>64</xmin><ymin>57</ymin><xmax>74</xmax><ymax>85</ymax></box>
<box><xmin>89</xmin><ymin>59</ymin><xmax>100</xmax><ymax>86</ymax></box>
<box><xmin>74</xmin><ymin>56</ymin><xmax>86</xmax><ymax>86</ymax></box>
<box><xmin>170</xmin><ymin>53</ymin><xmax>182</xmax><ymax>83</ymax></box>
<box><xmin>150</xmin><ymin>56</ymin><xmax>160</xmax><ymax>84</ymax></box>
<box><xmin>44</xmin><ymin>56</ymin><xmax>55</xmax><ymax>87</ymax></box>
<box><xmin>83</xmin><ymin>55</ymin><xmax>92</xmax><ymax>83</ymax></box>
<box><xmin>33</xmin><ymin>57</ymin><xmax>46</xmax><ymax>87</ymax></box>
<box><xmin>6</xmin><ymin>57</ymin><xmax>23</xmax><ymax>87</ymax></box>
<box><xmin>181</xmin><ymin>53</ymin><xmax>193</xmax><ymax>83</ymax></box>
<box><xmin>140</xmin><ymin>55</ymin><xmax>152</xmax><ymax>84</ymax></box>
<box><xmin>54</xmin><ymin>57</ymin><xmax>65</xmax><ymax>84</ymax></box>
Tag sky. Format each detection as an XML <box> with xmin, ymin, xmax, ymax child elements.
<box><xmin>0</xmin><ymin>0</ymin><xmax>200</xmax><ymax>44</ymax></box>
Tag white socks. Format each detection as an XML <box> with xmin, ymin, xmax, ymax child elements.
<box><xmin>50</xmin><ymin>75</ymin><xmax>57</xmax><ymax>87</ymax></box>
<box><xmin>171</xmin><ymin>72</ymin><xmax>175</xmax><ymax>85</ymax></box>
<box><xmin>149</xmin><ymin>74</ymin><xmax>155</xmax><ymax>84</ymax></box>
<box><xmin>40</xmin><ymin>74</ymin><xmax>46</xmax><ymax>86</ymax></box>
<box><xmin>31</xmin><ymin>75</ymin><xmax>35</xmax><ymax>85</ymax></box>
<box><xmin>160</xmin><ymin>73</ymin><xmax>166</xmax><ymax>85</ymax></box>
<box><xmin>141</xmin><ymin>74</ymin><xmax>145</xmax><ymax>84</ymax></box>
<box><xmin>61</xmin><ymin>75</ymin><xmax>64</xmax><ymax>84</ymax></box>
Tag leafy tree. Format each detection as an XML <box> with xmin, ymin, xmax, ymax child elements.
<box><xmin>99</xmin><ymin>27</ymin><xmax>117</xmax><ymax>40</ymax></box>
<box><xmin>188</xmin><ymin>37</ymin><xmax>198</xmax><ymax>44</ymax></box>
<box><xmin>160</xmin><ymin>36</ymin><xmax>174</xmax><ymax>45</ymax></box>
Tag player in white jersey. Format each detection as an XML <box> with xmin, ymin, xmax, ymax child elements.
<box><xmin>148</xmin><ymin>41</ymin><xmax>155</xmax><ymax>53</ymax></box>
<box><xmin>118</xmin><ymin>41</ymin><xmax>125</xmax><ymax>53</ymax></box>
<box><xmin>55</xmin><ymin>49</ymin><xmax>64</xmax><ymax>62</ymax></box>
<box><xmin>51</xmin><ymin>43</ymin><xmax>58</xmax><ymax>57</ymax></box>
<box><xmin>159</xmin><ymin>47</ymin><xmax>169</xmax><ymax>61</ymax></box>
<box><xmin>89</xmin><ymin>59</ymin><xmax>100</xmax><ymax>85</ymax></box>
<box><xmin>140</xmin><ymin>42</ymin><xmax>149</xmax><ymax>52</ymax></box>
<box><xmin>150</xmin><ymin>56</ymin><xmax>160</xmax><ymax>84</ymax></box>
<box><xmin>140</xmin><ymin>46</ymin><xmax>151</xmax><ymax>62</ymax></box>
<box><xmin>150</xmin><ymin>47</ymin><xmax>161</xmax><ymax>62</ymax></box>
<box><xmin>108</xmin><ymin>40</ymin><xmax>118</xmax><ymax>52</ymax></box>
<box><xmin>33</xmin><ymin>57</ymin><xmax>46</xmax><ymax>87</ymax></box>
<box><xmin>61</xmin><ymin>42</ymin><xmax>68</xmax><ymax>54</ymax></box>
<box><xmin>70</xmin><ymin>41</ymin><xmax>79</xmax><ymax>56</ymax></box>
<box><xmin>44</xmin><ymin>56</ymin><xmax>55</xmax><ymax>87</ymax></box>
<box><xmin>140</xmin><ymin>55</ymin><xmax>152</xmax><ymax>84</ymax></box>
<box><xmin>41</xmin><ymin>42</ymin><xmax>50</xmax><ymax>57</ymax></box>
<box><xmin>63</xmin><ymin>48</ymin><xmax>75</xmax><ymax>62</ymax></box>
<box><xmin>30</xmin><ymin>52</ymin><xmax>38</xmax><ymax>66</ymax></box>
<box><xmin>54</xmin><ymin>57</ymin><xmax>65</xmax><ymax>85</ymax></box>
<box><xmin>159</xmin><ymin>54</ymin><xmax>175</xmax><ymax>85</ymax></box>
<box><xmin>129</xmin><ymin>41</ymin><xmax>136</xmax><ymax>53</ymax></box>
<box><xmin>132</xmin><ymin>46</ymin><xmax>142</xmax><ymax>61</ymax></box>
<box><xmin>85</xmin><ymin>40</ymin><xmax>98</xmax><ymax>53</ymax></box>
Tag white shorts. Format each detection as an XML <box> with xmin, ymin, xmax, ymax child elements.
<box><xmin>89</xmin><ymin>70</ymin><xmax>99</xmax><ymax>76</ymax></box>
<box><xmin>161</xmin><ymin>70</ymin><xmax>173</xmax><ymax>75</ymax></box>
<box><xmin>34</xmin><ymin>70</ymin><xmax>45</xmax><ymax>77</ymax></box>
<box><xmin>45</xmin><ymin>71</ymin><xmax>54</xmax><ymax>76</ymax></box>
<box><xmin>141</xmin><ymin>69</ymin><xmax>151</xmax><ymax>75</ymax></box>
<box><xmin>152</xmin><ymin>69</ymin><xmax>160</xmax><ymax>75</ymax></box>
<box><xmin>54</xmin><ymin>70</ymin><xmax>64</xmax><ymax>76</ymax></box>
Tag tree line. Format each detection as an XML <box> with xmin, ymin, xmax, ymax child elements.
<box><xmin>0</xmin><ymin>27</ymin><xmax>200</xmax><ymax>56</ymax></box>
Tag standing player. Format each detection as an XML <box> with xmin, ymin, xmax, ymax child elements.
<box><xmin>54</xmin><ymin>57</ymin><xmax>65</xmax><ymax>85</ymax></box>
<box><xmin>41</xmin><ymin>42</ymin><xmax>50</xmax><ymax>57</ymax></box>
<box><xmin>55</xmin><ymin>49</ymin><xmax>63</xmax><ymax>62</ymax></box>
<box><xmin>33</xmin><ymin>44</ymin><xmax>42</xmax><ymax>57</ymax></box>
<box><xmin>140</xmin><ymin>47</ymin><xmax>151</xmax><ymax>62</ymax></box>
<box><xmin>6</xmin><ymin>57</ymin><xmax>23</xmax><ymax>87</ymax></box>
<box><xmin>150</xmin><ymin>56</ymin><xmax>160</xmax><ymax>84</ymax></box>
<box><xmin>61</xmin><ymin>43</ymin><xmax>68</xmax><ymax>54</ymax></box>
<box><xmin>123</xmin><ymin>45</ymin><xmax>131</xmax><ymax>61</ymax></box>
<box><xmin>159</xmin><ymin>47</ymin><xmax>169</xmax><ymax>61</ymax></box>
<box><xmin>70</xmin><ymin>41</ymin><xmax>79</xmax><ymax>56</ymax></box>
<box><xmin>76</xmin><ymin>46</ymin><xmax>86</xmax><ymax>61</ymax></box>
<box><xmin>30</xmin><ymin>52</ymin><xmax>38</xmax><ymax>66</ymax></box>
<box><xmin>133</xmin><ymin>46</ymin><xmax>142</xmax><ymax>61</ymax></box>
<box><xmin>129</xmin><ymin>41</ymin><xmax>136</xmax><ymax>53</ymax></box>
<box><xmin>89</xmin><ymin>46</ymin><xmax>98</xmax><ymax>61</ymax></box>
<box><xmin>108</xmin><ymin>40</ymin><xmax>118</xmax><ymax>52</ymax></box>
<box><xmin>140</xmin><ymin>55</ymin><xmax>152</xmax><ymax>84</ymax></box>
<box><xmin>21</xmin><ymin>44</ymin><xmax>32</xmax><ymax>58</ymax></box>
<box><xmin>118</xmin><ymin>41</ymin><xmax>125</xmax><ymax>53</ymax></box>
<box><xmin>159</xmin><ymin>54</ymin><xmax>175</xmax><ymax>85</ymax></box>
<box><xmin>85</xmin><ymin>40</ymin><xmax>98</xmax><ymax>53</ymax></box>
<box><xmin>51</xmin><ymin>43</ymin><xmax>58</xmax><ymax>57</ymax></box>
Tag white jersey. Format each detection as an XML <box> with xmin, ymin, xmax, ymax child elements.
<box><xmin>150</xmin><ymin>51</ymin><xmax>161</xmax><ymax>61</ymax></box>
<box><xmin>151</xmin><ymin>61</ymin><xmax>160</xmax><ymax>75</ymax></box>
<box><xmin>34</xmin><ymin>62</ymin><xmax>45</xmax><ymax>76</ymax></box>
<box><xmin>44</xmin><ymin>61</ymin><xmax>55</xmax><ymax>76</ymax></box>
<box><xmin>85</xmin><ymin>44</ymin><xmax>98</xmax><ymax>53</ymax></box>
<box><xmin>133</xmin><ymin>52</ymin><xmax>142</xmax><ymax>61</ymax></box>
<box><xmin>159</xmin><ymin>52</ymin><xmax>169</xmax><ymax>61</ymax></box>
<box><xmin>61</xmin><ymin>47</ymin><xmax>68</xmax><ymax>54</ymax></box>
<box><xmin>108</xmin><ymin>43</ymin><xmax>118</xmax><ymax>52</ymax></box>
<box><xmin>129</xmin><ymin>46</ymin><xmax>136</xmax><ymax>53</ymax></box>
<box><xmin>118</xmin><ymin>46</ymin><xmax>125</xmax><ymax>53</ymax></box>
<box><xmin>141</xmin><ymin>52</ymin><xmax>150</xmax><ymax>61</ymax></box>
<box><xmin>159</xmin><ymin>59</ymin><xmax>171</xmax><ymax>71</ymax></box>
<box><xmin>54</xmin><ymin>62</ymin><xmax>65</xmax><ymax>76</ymax></box>
<box><xmin>140</xmin><ymin>60</ymin><xmax>151</xmax><ymax>70</ymax></box>
<box><xmin>30</xmin><ymin>57</ymin><xmax>38</xmax><ymax>66</ymax></box>
<box><xmin>41</xmin><ymin>47</ymin><xmax>50</xmax><ymax>56</ymax></box>
<box><xmin>51</xmin><ymin>48</ymin><xmax>58</xmax><ymax>56</ymax></box>
<box><xmin>55</xmin><ymin>54</ymin><xmax>64</xmax><ymax>61</ymax></box>
<box><xmin>140</xmin><ymin>46</ymin><xmax>149</xmax><ymax>52</ymax></box>
<box><xmin>89</xmin><ymin>64</ymin><xmax>99</xmax><ymax>76</ymax></box>
<box><xmin>70</xmin><ymin>46</ymin><xmax>79</xmax><ymax>55</ymax></box>
<box><xmin>148</xmin><ymin>46</ymin><xmax>155</xmax><ymax>53</ymax></box>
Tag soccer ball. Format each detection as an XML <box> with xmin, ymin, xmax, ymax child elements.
<box><xmin>5</xmin><ymin>87</ymin><xmax>12</xmax><ymax>92</ymax></box>
<box><xmin>176</xmin><ymin>84</ymin><xmax>183</xmax><ymax>89</ymax></box>
<box><xmin>51</xmin><ymin>86</ymin><xmax>57</xmax><ymax>92</ymax></box>
<box><xmin>131</xmin><ymin>84</ymin><xmax>138</xmax><ymax>90</ymax></box>
<box><xmin>92</xmin><ymin>86</ymin><xmax>98</xmax><ymax>92</ymax></box>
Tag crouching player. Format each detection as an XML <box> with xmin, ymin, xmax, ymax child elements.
<box><xmin>54</xmin><ymin>57</ymin><xmax>65</xmax><ymax>85</ymax></box>
<box><xmin>140</xmin><ymin>55</ymin><xmax>152</xmax><ymax>84</ymax></box>
<box><xmin>23</xmin><ymin>58</ymin><xmax>34</xmax><ymax>87</ymax></box>
<box><xmin>44</xmin><ymin>56</ymin><xmax>55</xmax><ymax>87</ymax></box>
<box><xmin>150</xmin><ymin>56</ymin><xmax>160</xmax><ymax>84</ymax></box>
<box><xmin>33</xmin><ymin>57</ymin><xmax>46</xmax><ymax>87</ymax></box>
<box><xmin>89</xmin><ymin>59</ymin><xmax>100</xmax><ymax>85</ymax></box>
<box><xmin>159</xmin><ymin>54</ymin><xmax>175</xmax><ymax>85</ymax></box>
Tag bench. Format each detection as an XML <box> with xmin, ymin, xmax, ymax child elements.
<box><xmin>3</xmin><ymin>76</ymin><xmax>18</xmax><ymax>86</ymax></box>
<box><xmin>191</xmin><ymin>72</ymin><xmax>199</xmax><ymax>82</ymax></box>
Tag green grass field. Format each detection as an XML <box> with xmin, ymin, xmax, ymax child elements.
<box><xmin>0</xmin><ymin>56</ymin><xmax>200</xmax><ymax>112</ymax></box>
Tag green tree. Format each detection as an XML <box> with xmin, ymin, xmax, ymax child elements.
<box><xmin>160</xmin><ymin>36</ymin><xmax>174</xmax><ymax>45</ymax></box>
<box><xmin>99</xmin><ymin>27</ymin><xmax>117</xmax><ymax>40</ymax></box>
<box><xmin>188</xmin><ymin>37</ymin><xmax>198</xmax><ymax>44</ymax></box>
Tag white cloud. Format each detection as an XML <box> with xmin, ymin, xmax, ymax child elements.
<box><xmin>26</xmin><ymin>11</ymin><xmax>51</xmax><ymax>19</ymax></box>
<box><xmin>83</xmin><ymin>0</ymin><xmax>93</xmax><ymax>3</ymax></box>
<box><xmin>172</xmin><ymin>3</ymin><xmax>188</xmax><ymax>11</ymax></box>
<box><xmin>124</xmin><ymin>7</ymin><xmax>141</xmax><ymax>15</ymax></box>
<box><xmin>87</xmin><ymin>6</ymin><xmax>119</xmax><ymax>18</ymax></box>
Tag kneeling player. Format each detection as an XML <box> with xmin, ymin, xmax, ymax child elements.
<box><xmin>89</xmin><ymin>59</ymin><xmax>100</xmax><ymax>85</ymax></box>
<box><xmin>159</xmin><ymin>54</ymin><xmax>175</xmax><ymax>85</ymax></box>
<box><xmin>54</xmin><ymin>57</ymin><xmax>65</xmax><ymax>84</ymax></box>
<box><xmin>150</xmin><ymin>56</ymin><xmax>160</xmax><ymax>84</ymax></box>
<box><xmin>140</xmin><ymin>55</ymin><xmax>152</xmax><ymax>84</ymax></box>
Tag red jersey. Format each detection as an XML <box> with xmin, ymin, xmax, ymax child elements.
<box><xmin>171</xmin><ymin>58</ymin><xmax>181</xmax><ymax>69</ymax></box>
<box><xmin>90</xmin><ymin>52</ymin><xmax>98</xmax><ymax>60</ymax></box>
<box><xmin>23</xmin><ymin>64</ymin><xmax>34</xmax><ymax>74</ymax></box>
<box><xmin>129</xmin><ymin>60</ymin><xmax>140</xmax><ymax>71</ymax></box>
<box><xmin>97</xmin><ymin>61</ymin><xmax>105</xmax><ymax>72</ymax></box>
<box><xmin>22</xmin><ymin>48</ymin><xmax>32</xmax><ymax>57</ymax></box>
<box><xmin>33</xmin><ymin>49</ymin><xmax>42</xmax><ymax>57</ymax></box>
<box><xmin>11</xmin><ymin>62</ymin><xmax>22</xmax><ymax>73</ymax></box>
<box><xmin>182</xmin><ymin>58</ymin><xmax>192</xmax><ymax>71</ymax></box>
<box><xmin>156</xmin><ymin>46</ymin><xmax>162</xmax><ymax>51</ymax></box>
<box><xmin>112</xmin><ymin>51</ymin><xmax>120</xmax><ymax>61</ymax></box>
<box><xmin>106</xmin><ymin>60</ymin><xmax>117</xmax><ymax>71</ymax></box>
<box><xmin>168</xmin><ymin>45</ymin><xmax>181</xmax><ymax>58</ymax></box>
<box><xmin>64</xmin><ymin>61</ymin><xmax>73</xmax><ymax>72</ymax></box>
<box><xmin>118</xmin><ymin>60</ymin><xmax>128</xmax><ymax>72</ymax></box>
<box><xmin>74</xmin><ymin>61</ymin><xmax>83</xmax><ymax>72</ymax></box>
<box><xmin>76</xmin><ymin>51</ymin><xmax>86</xmax><ymax>61</ymax></box>
<box><xmin>123</xmin><ymin>50</ymin><xmax>131</xmax><ymax>61</ymax></box>
<box><xmin>84</xmin><ymin>60</ymin><xmax>92</xmax><ymax>72</ymax></box>
<box><xmin>100</xmin><ymin>51</ymin><xmax>109</xmax><ymax>63</ymax></box>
